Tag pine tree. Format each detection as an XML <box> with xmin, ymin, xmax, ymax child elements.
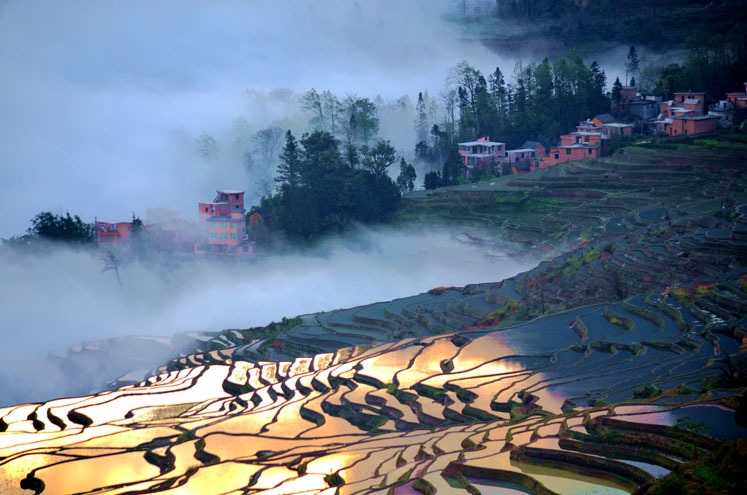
<box><xmin>415</xmin><ymin>92</ymin><xmax>429</xmax><ymax>148</ymax></box>
<box><xmin>612</xmin><ymin>77</ymin><xmax>623</xmax><ymax>112</ymax></box>
<box><xmin>276</xmin><ymin>130</ymin><xmax>302</xmax><ymax>188</ymax></box>
<box><xmin>625</xmin><ymin>46</ymin><xmax>640</xmax><ymax>85</ymax></box>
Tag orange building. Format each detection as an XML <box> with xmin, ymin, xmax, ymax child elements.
<box><xmin>94</xmin><ymin>220</ymin><xmax>133</xmax><ymax>244</ymax></box>
<box><xmin>539</xmin><ymin>119</ymin><xmax>605</xmax><ymax>168</ymax></box>
<box><xmin>659</xmin><ymin>114</ymin><xmax>720</xmax><ymax>137</ymax></box>
<box><xmin>654</xmin><ymin>90</ymin><xmax>720</xmax><ymax>136</ymax></box>
<box><xmin>197</xmin><ymin>190</ymin><xmax>252</xmax><ymax>255</ymax></box>
<box><xmin>658</xmin><ymin>91</ymin><xmax>706</xmax><ymax>120</ymax></box>
<box><xmin>726</xmin><ymin>82</ymin><xmax>747</xmax><ymax>109</ymax></box>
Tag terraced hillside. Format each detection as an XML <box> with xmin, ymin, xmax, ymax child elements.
<box><xmin>1</xmin><ymin>135</ymin><xmax>747</xmax><ymax>494</ymax></box>
<box><xmin>1</xmin><ymin>290</ymin><xmax>745</xmax><ymax>494</ymax></box>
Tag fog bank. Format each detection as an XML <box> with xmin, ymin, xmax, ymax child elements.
<box><xmin>0</xmin><ymin>226</ymin><xmax>533</xmax><ymax>405</ymax></box>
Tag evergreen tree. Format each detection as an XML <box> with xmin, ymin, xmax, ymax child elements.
<box><xmin>611</xmin><ymin>77</ymin><xmax>623</xmax><ymax>112</ymax></box>
<box><xmin>396</xmin><ymin>158</ymin><xmax>417</xmax><ymax>193</ymax></box>
<box><xmin>441</xmin><ymin>148</ymin><xmax>463</xmax><ymax>186</ymax></box>
<box><xmin>489</xmin><ymin>66</ymin><xmax>508</xmax><ymax>137</ymax></box>
<box><xmin>625</xmin><ymin>46</ymin><xmax>640</xmax><ymax>85</ymax></box>
<box><xmin>590</xmin><ymin>61</ymin><xmax>609</xmax><ymax>112</ymax></box>
<box><xmin>276</xmin><ymin>130</ymin><xmax>302</xmax><ymax>188</ymax></box>
<box><xmin>415</xmin><ymin>92</ymin><xmax>429</xmax><ymax>147</ymax></box>
<box><xmin>424</xmin><ymin>171</ymin><xmax>441</xmax><ymax>190</ymax></box>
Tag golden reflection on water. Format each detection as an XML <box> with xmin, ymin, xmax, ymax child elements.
<box><xmin>0</xmin><ymin>453</ymin><xmax>67</xmax><ymax>495</ymax></box>
<box><xmin>452</xmin><ymin>334</ymin><xmax>516</xmax><ymax>371</ymax></box>
<box><xmin>156</xmin><ymin>462</ymin><xmax>263</xmax><ymax>495</ymax></box>
<box><xmin>305</xmin><ymin>451</ymin><xmax>363</xmax><ymax>475</ymax></box>
<box><xmin>35</xmin><ymin>451</ymin><xmax>161</xmax><ymax>495</ymax></box>
<box><xmin>252</xmin><ymin>468</ymin><xmax>318</xmax><ymax>492</ymax></box>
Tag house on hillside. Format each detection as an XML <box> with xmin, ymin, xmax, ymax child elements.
<box><xmin>659</xmin><ymin>91</ymin><xmax>706</xmax><ymax>119</ymax></box>
<box><xmin>709</xmin><ymin>82</ymin><xmax>747</xmax><ymax>127</ymax></box>
<box><xmin>655</xmin><ymin>91</ymin><xmax>719</xmax><ymax>136</ymax></box>
<box><xmin>726</xmin><ymin>82</ymin><xmax>747</xmax><ymax>109</ymax></box>
<box><xmin>457</xmin><ymin>137</ymin><xmax>505</xmax><ymax>175</ymax></box>
<box><xmin>248</xmin><ymin>207</ymin><xmax>271</xmax><ymax>229</ymax></box>
<box><xmin>604</xmin><ymin>122</ymin><xmax>634</xmax><ymax>138</ymax></box>
<box><xmin>506</xmin><ymin>148</ymin><xmax>538</xmax><ymax>174</ymax></box>
<box><xmin>615</xmin><ymin>86</ymin><xmax>661</xmax><ymax>120</ymax></box>
<box><xmin>539</xmin><ymin>119</ymin><xmax>606</xmax><ymax>168</ymax></box>
<box><xmin>196</xmin><ymin>190</ymin><xmax>253</xmax><ymax>255</ymax></box>
<box><xmin>520</xmin><ymin>141</ymin><xmax>546</xmax><ymax>158</ymax></box>
<box><xmin>592</xmin><ymin>113</ymin><xmax>616</xmax><ymax>130</ymax></box>
<box><xmin>94</xmin><ymin>220</ymin><xmax>133</xmax><ymax>244</ymax></box>
<box><xmin>657</xmin><ymin>114</ymin><xmax>720</xmax><ymax>137</ymax></box>
<box><xmin>628</xmin><ymin>95</ymin><xmax>661</xmax><ymax>120</ymax></box>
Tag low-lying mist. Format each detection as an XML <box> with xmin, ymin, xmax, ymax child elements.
<box><xmin>0</xmin><ymin>226</ymin><xmax>534</xmax><ymax>406</ymax></box>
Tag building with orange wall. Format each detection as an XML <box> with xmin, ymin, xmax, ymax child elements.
<box><xmin>659</xmin><ymin>114</ymin><xmax>720</xmax><ymax>137</ymax></box>
<box><xmin>726</xmin><ymin>83</ymin><xmax>747</xmax><ymax>109</ymax></box>
<box><xmin>654</xmin><ymin>90</ymin><xmax>721</xmax><ymax>136</ymax></box>
<box><xmin>197</xmin><ymin>190</ymin><xmax>252</xmax><ymax>255</ymax></box>
<box><xmin>539</xmin><ymin>119</ymin><xmax>605</xmax><ymax>168</ymax></box>
<box><xmin>94</xmin><ymin>220</ymin><xmax>133</xmax><ymax>244</ymax></box>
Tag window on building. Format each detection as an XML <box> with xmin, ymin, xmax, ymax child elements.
<box><xmin>221</xmin><ymin>222</ymin><xmax>227</xmax><ymax>229</ymax></box>
<box><xmin>231</xmin><ymin>234</ymin><xmax>237</xmax><ymax>240</ymax></box>
<box><xmin>231</xmin><ymin>223</ymin><xmax>236</xmax><ymax>230</ymax></box>
<box><xmin>565</xmin><ymin>149</ymin><xmax>571</xmax><ymax>155</ymax></box>
<box><xmin>220</xmin><ymin>233</ymin><xmax>227</xmax><ymax>240</ymax></box>
<box><xmin>210</xmin><ymin>233</ymin><xmax>217</xmax><ymax>239</ymax></box>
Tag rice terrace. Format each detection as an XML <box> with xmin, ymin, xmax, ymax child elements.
<box><xmin>2</xmin><ymin>134</ymin><xmax>746</xmax><ymax>494</ymax></box>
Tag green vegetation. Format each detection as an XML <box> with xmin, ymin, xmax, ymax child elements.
<box><xmin>3</xmin><ymin>211</ymin><xmax>95</xmax><ymax>248</ymax></box>
<box><xmin>416</xmin><ymin>55</ymin><xmax>609</xmax><ymax>158</ymax></box>
<box><xmin>636</xmin><ymin>440</ymin><xmax>747</xmax><ymax>495</ymax></box>
<box><xmin>264</xmin><ymin>131</ymin><xmax>401</xmax><ymax>241</ymax></box>
<box><xmin>453</xmin><ymin>2</ymin><xmax>747</xmax><ymax>98</ymax></box>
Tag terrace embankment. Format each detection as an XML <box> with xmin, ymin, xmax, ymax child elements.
<box><xmin>4</xmin><ymin>134</ymin><xmax>746</xmax><ymax>494</ymax></box>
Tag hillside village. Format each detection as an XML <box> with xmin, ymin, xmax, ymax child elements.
<box><xmin>456</xmin><ymin>82</ymin><xmax>747</xmax><ymax>177</ymax></box>
<box><xmin>88</xmin><ymin>81</ymin><xmax>747</xmax><ymax>256</ymax></box>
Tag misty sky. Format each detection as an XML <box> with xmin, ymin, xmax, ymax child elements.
<box><xmin>0</xmin><ymin>0</ymin><xmax>506</xmax><ymax>237</ymax></box>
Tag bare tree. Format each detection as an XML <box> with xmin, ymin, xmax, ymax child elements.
<box><xmin>440</xmin><ymin>89</ymin><xmax>458</xmax><ymax>141</ymax></box>
<box><xmin>252</xmin><ymin>127</ymin><xmax>284</xmax><ymax>176</ymax></box>
<box><xmin>302</xmin><ymin>89</ymin><xmax>342</xmax><ymax>135</ymax></box>
<box><xmin>101</xmin><ymin>249</ymin><xmax>122</xmax><ymax>287</ymax></box>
